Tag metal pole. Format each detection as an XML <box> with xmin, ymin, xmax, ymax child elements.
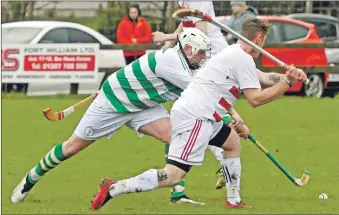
<box><xmin>305</xmin><ymin>0</ymin><xmax>313</xmax><ymax>13</ymax></box>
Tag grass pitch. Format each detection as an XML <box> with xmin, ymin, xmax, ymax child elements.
<box><xmin>2</xmin><ymin>94</ymin><xmax>339</xmax><ymax>214</ymax></box>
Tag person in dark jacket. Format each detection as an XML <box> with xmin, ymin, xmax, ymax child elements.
<box><xmin>117</xmin><ymin>3</ymin><xmax>153</xmax><ymax>65</ymax></box>
<box><xmin>226</xmin><ymin>1</ymin><xmax>259</xmax><ymax>44</ymax></box>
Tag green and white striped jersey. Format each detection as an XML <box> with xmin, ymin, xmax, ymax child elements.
<box><xmin>102</xmin><ymin>46</ymin><xmax>194</xmax><ymax>113</ymax></box>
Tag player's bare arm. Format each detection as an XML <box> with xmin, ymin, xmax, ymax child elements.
<box><xmin>228</xmin><ymin>109</ymin><xmax>249</xmax><ymax>139</ymax></box>
<box><xmin>194</xmin><ymin>21</ymin><xmax>207</xmax><ymax>34</ymax></box>
<box><xmin>153</xmin><ymin>23</ymin><xmax>182</xmax><ymax>44</ymax></box>
<box><xmin>257</xmin><ymin>69</ymin><xmax>307</xmax><ymax>89</ymax></box>
<box><xmin>154</xmin><ymin>21</ymin><xmax>207</xmax><ymax>49</ymax></box>
<box><xmin>243</xmin><ymin>66</ymin><xmax>303</xmax><ymax>107</ymax></box>
<box><xmin>257</xmin><ymin>70</ymin><xmax>285</xmax><ymax>89</ymax></box>
<box><xmin>158</xmin><ymin>23</ymin><xmax>184</xmax><ymax>49</ymax></box>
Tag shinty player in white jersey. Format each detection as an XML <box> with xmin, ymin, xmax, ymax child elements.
<box><xmin>154</xmin><ymin>1</ymin><xmax>229</xmax><ymax>55</ymax></box>
<box><xmin>152</xmin><ymin>1</ymin><xmax>240</xmax><ymax>197</ymax></box>
<box><xmin>10</xmin><ymin>28</ymin><xmax>212</xmax><ymax>205</ymax></box>
<box><xmin>90</xmin><ymin>18</ymin><xmax>307</xmax><ymax>210</ymax></box>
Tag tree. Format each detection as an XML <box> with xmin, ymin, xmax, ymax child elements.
<box><xmin>6</xmin><ymin>2</ymin><xmax>29</xmax><ymax>21</ymax></box>
<box><xmin>96</xmin><ymin>2</ymin><xmax>129</xmax><ymax>42</ymax></box>
<box><xmin>1</xmin><ymin>1</ymin><xmax>59</xmax><ymax>22</ymax></box>
<box><xmin>97</xmin><ymin>2</ymin><xmax>128</xmax><ymax>29</ymax></box>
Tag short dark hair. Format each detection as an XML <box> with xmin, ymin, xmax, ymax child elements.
<box><xmin>240</xmin><ymin>18</ymin><xmax>270</xmax><ymax>40</ymax></box>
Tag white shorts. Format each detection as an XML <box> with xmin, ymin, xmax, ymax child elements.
<box><xmin>73</xmin><ymin>90</ymin><xmax>170</xmax><ymax>140</ymax></box>
<box><xmin>168</xmin><ymin>110</ymin><xmax>223</xmax><ymax>166</ymax></box>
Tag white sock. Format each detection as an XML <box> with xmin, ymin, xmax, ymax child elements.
<box><xmin>109</xmin><ymin>169</ymin><xmax>159</xmax><ymax>197</ymax></box>
<box><xmin>221</xmin><ymin>157</ymin><xmax>242</xmax><ymax>205</ymax></box>
<box><xmin>208</xmin><ymin>145</ymin><xmax>224</xmax><ymax>162</ymax></box>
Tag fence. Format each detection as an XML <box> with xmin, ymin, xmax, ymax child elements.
<box><xmin>63</xmin><ymin>42</ymin><xmax>339</xmax><ymax>94</ymax></box>
<box><xmin>214</xmin><ymin>1</ymin><xmax>339</xmax><ymax>17</ymax></box>
<box><xmin>2</xmin><ymin>42</ymin><xmax>338</xmax><ymax>95</ymax></box>
<box><xmin>2</xmin><ymin>1</ymin><xmax>339</xmax><ymax>40</ymax></box>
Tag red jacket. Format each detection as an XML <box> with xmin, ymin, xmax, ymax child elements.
<box><xmin>117</xmin><ymin>16</ymin><xmax>153</xmax><ymax>57</ymax></box>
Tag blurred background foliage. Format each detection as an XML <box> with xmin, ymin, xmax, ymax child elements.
<box><xmin>2</xmin><ymin>1</ymin><xmax>339</xmax><ymax>42</ymax></box>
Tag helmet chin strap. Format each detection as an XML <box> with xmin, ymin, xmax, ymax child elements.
<box><xmin>177</xmin><ymin>35</ymin><xmax>200</xmax><ymax>70</ymax></box>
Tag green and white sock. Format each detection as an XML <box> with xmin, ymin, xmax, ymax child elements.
<box><xmin>27</xmin><ymin>143</ymin><xmax>68</xmax><ymax>184</ymax></box>
<box><xmin>164</xmin><ymin>143</ymin><xmax>186</xmax><ymax>199</ymax></box>
<box><xmin>170</xmin><ymin>179</ymin><xmax>186</xmax><ymax>198</ymax></box>
<box><xmin>165</xmin><ymin>143</ymin><xmax>169</xmax><ymax>163</ymax></box>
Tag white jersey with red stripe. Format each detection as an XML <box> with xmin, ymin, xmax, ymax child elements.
<box><xmin>178</xmin><ymin>1</ymin><xmax>228</xmax><ymax>55</ymax></box>
<box><xmin>171</xmin><ymin>44</ymin><xmax>261</xmax><ymax>122</ymax></box>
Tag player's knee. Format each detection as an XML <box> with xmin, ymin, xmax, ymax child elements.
<box><xmin>63</xmin><ymin>135</ymin><xmax>92</xmax><ymax>157</ymax></box>
<box><xmin>162</xmin><ymin>160</ymin><xmax>190</xmax><ymax>186</ymax></box>
<box><xmin>158</xmin><ymin>133</ymin><xmax>171</xmax><ymax>144</ymax></box>
<box><xmin>160</xmin><ymin>165</ymin><xmax>186</xmax><ymax>187</ymax></box>
<box><xmin>209</xmin><ymin>123</ymin><xmax>232</xmax><ymax>148</ymax></box>
<box><xmin>222</xmin><ymin>129</ymin><xmax>241</xmax><ymax>152</ymax></box>
<box><xmin>159</xmin><ymin>170</ymin><xmax>182</xmax><ymax>186</ymax></box>
<box><xmin>138</xmin><ymin>118</ymin><xmax>172</xmax><ymax>144</ymax></box>
<box><xmin>171</xmin><ymin>175</ymin><xmax>184</xmax><ymax>186</ymax></box>
<box><xmin>152</xmin><ymin>125</ymin><xmax>171</xmax><ymax>144</ymax></box>
<box><xmin>158</xmin><ymin>122</ymin><xmax>172</xmax><ymax>144</ymax></box>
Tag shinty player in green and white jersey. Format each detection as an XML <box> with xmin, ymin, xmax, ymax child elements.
<box><xmin>11</xmin><ymin>28</ymin><xmax>212</xmax><ymax>205</ymax></box>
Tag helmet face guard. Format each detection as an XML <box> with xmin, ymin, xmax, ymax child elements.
<box><xmin>177</xmin><ymin>28</ymin><xmax>211</xmax><ymax>70</ymax></box>
<box><xmin>177</xmin><ymin>36</ymin><xmax>199</xmax><ymax>70</ymax></box>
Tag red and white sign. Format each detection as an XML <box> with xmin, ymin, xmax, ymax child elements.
<box><xmin>1</xmin><ymin>44</ymin><xmax>99</xmax><ymax>83</ymax></box>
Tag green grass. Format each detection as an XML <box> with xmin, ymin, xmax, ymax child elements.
<box><xmin>2</xmin><ymin>95</ymin><xmax>339</xmax><ymax>214</ymax></box>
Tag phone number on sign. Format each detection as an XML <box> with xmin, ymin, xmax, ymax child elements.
<box><xmin>23</xmin><ymin>55</ymin><xmax>95</xmax><ymax>71</ymax></box>
<box><xmin>25</xmin><ymin>62</ymin><xmax>93</xmax><ymax>71</ymax></box>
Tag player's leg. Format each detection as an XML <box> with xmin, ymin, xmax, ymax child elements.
<box><xmin>127</xmin><ymin>105</ymin><xmax>202</xmax><ymax>204</ymax></box>
<box><xmin>91</xmin><ymin>163</ymin><xmax>189</xmax><ymax>211</ymax></box>
<box><xmin>91</xmin><ymin>110</ymin><xmax>210</xmax><ymax>210</ymax></box>
<box><xmin>207</xmin><ymin>145</ymin><xmax>226</xmax><ymax>189</ymax></box>
<box><xmin>208</xmin><ymin>121</ymin><xmax>231</xmax><ymax>191</ymax></box>
<box><xmin>166</xmin><ymin>111</ymin><xmax>212</xmax><ymax>206</ymax></box>
<box><xmin>223</xmin><ymin>130</ymin><xmax>250</xmax><ymax>208</ymax></box>
<box><xmin>210</xmin><ymin>123</ymin><xmax>251</xmax><ymax>209</ymax></box>
<box><xmin>208</xmin><ymin>120</ymin><xmax>227</xmax><ymax>190</ymax></box>
<box><xmin>205</xmin><ymin>36</ymin><xmax>230</xmax><ymax>190</ymax></box>
<box><xmin>11</xmin><ymin>135</ymin><xmax>94</xmax><ymax>203</ymax></box>
<box><xmin>11</xmin><ymin>91</ymin><xmax>129</xmax><ymax>203</ymax></box>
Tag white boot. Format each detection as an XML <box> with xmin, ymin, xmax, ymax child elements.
<box><xmin>11</xmin><ymin>173</ymin><xmax>34</xmax><ymax>203</ymax></box>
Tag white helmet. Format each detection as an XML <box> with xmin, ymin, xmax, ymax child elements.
<box><xmin>178</xmin><ymin>28</ymin><xmax>211</xmax><ymax>69</ymax></box>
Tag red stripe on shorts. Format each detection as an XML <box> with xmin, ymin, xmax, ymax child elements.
<box><xmin>180</xmin><ymin>120</ymin><xmax>199</xmax><ymax>160</ymax></box>
<box><xmin>183</xmin><ymin>121</ymin><xmax>202</xmax><ymax>161</ymax></box>
<box><xmin>180</xmin><ymin>120</ymin><xmax>202</xmax><ymax>161</ymax></box>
